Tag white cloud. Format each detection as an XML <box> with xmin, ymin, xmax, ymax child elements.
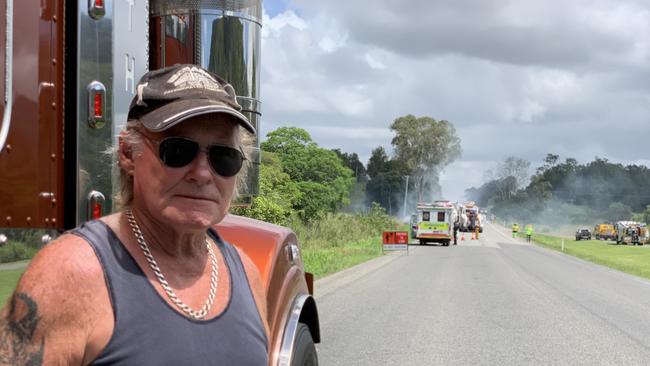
<box><xmin>364</xmin><ymin>53</ymin><xmax>386</xmax><ymax>70</ymax></box>
<box><xmin>263</xmin><ymin>10</ymin><xmax>307</xmax><ymax>37</ymax></box>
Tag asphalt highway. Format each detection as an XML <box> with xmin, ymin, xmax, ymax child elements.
<box><xmin>314</xmin><ymin>222</ymin><xmax>650</xmax><ymax>365</ymax></box>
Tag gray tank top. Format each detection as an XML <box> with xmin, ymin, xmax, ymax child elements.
<box><xmin>70</xmin><ymin>220</ymin><xmax>268</xmax><ymax>366</ymax></box>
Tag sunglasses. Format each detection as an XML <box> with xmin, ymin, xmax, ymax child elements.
<box><xmin>141</xmin><ymin>135</ymin><xmax>245</xmax><ymax>177</ymax></box>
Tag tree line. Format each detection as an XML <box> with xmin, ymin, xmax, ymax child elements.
<box><xmin>234</xmin><ymin>114</ymin><xmax>462</xmax><ymax>223</ymax></box>
<box><xmin>466</xmin><ymin>154</ymin><xmax>650</xmax><ymax>225</ymax></box>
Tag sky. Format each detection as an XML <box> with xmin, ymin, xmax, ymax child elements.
<box><xmin>259</xmin><ymin>0</ymin><xmax>650</xmax><ymax>202</ymax></box>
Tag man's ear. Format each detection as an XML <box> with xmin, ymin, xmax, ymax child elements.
<box><xmin>118</xmin><ymin>131</ymin><xmax>136</xmax><ymax>175</ymax></box>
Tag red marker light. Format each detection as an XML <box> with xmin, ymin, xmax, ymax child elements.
<box><xmin>92</xmin><ymin>201</ymin><xmax>102</xmax><ymax>219</ymax></box>
<box><xmin>95</xmin><ymin>0</ymin><xmax>104</xmax><ymax>8</ymax></box>
<box><xmin>94</xmin><ymin>93</ymin><xmax>102</xmax><ymax>118</ymax></box>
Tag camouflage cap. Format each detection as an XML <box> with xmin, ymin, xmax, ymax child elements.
<box><xmin>127</xmin><ymin>64</ymin><xmax>255</xmax><ymax>134</ymax></box>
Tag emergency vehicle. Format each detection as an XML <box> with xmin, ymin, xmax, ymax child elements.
<box><xmin>459</xmin><ymin>201</ymin><xmax>483</xmax><ymax>233</ymax></box>
<box><xmin>0</xmin><ymin>1</ymin><xmax>319</xmax><ymax>365</ymax></box>
<box><xmin>615</xmin><ymin>221</ymin><xmax>648</xmax><ymax>246</ymax></box>
<box><xmin>414</xmin><ymin>200</ymin><xmax>456</xmax><ymax>246</ymax></box>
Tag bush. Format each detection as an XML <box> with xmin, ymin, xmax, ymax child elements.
<box><xmin>0</xmin><ymin>241</ymin><xmax>38</xmax><ymax>263</ymax></box>
<box><xmin>289</xmin><ymin>203</ymin><xmax>395</xmax><ymax>250</ymax></box>
<box><xmin>232</xmin><ymin>195</ymin><xmax>293</xmax><ymax>226</ymax></box>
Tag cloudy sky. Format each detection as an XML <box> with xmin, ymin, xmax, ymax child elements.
<box><xmin>259</xmin><ymin>0</ymin><xmax>650</xmax><ymax>201</ymax></box>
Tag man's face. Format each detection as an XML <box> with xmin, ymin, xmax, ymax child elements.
<box><xmin>131</xmin><ymin>114</ymin><xmax>240</xmax><ymax>230</ymax></box>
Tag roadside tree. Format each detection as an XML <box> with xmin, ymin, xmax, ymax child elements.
<box><xmin>261</xmin><ymin>127</ymin><xmax>354</xmax><ymax>221</ymax></box>
<box><xmin>390</xmin><ymin>115</ymin><xmax>461</xmax><ymax>201</ymax></box>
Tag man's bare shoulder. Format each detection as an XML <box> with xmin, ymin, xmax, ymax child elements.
<box><xmin>20</xmin><ymin>232</ymin><xmax>105</xmax><ymax>299</ymax></box>
<box><xmin>0</xmin><ymin>232</ymin><xmax>110</xmax><ymax>365</ymax></box>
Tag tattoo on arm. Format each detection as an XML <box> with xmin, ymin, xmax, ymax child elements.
<box><xmin>0</xmin><ymin>292</ymin><xmax>44</xmax><ymax>366</ymax></box>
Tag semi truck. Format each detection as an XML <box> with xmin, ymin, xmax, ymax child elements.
<box><xmin>414</xmin><ymin>200</ymin><xmax>457</xmax><ymax>246</ymax></box>
<box><xmin>0</xmin><ymin>1</ymin><xmax>319</xmax><ymax>365</ymax></box>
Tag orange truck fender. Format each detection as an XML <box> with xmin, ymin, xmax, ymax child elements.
<box><xmin>216</xmin><ymin>214</ymin><xmax>320</xmax><ymax>365</ymax></box>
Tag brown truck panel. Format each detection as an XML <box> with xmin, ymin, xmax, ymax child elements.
<box><xmin>0</xmin><ymin>0</ymin><xmax>64</xmax><ymax>229</ymax></box>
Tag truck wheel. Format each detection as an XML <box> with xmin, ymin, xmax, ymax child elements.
<box><xmin>292</xmin><ymin>323</ymin><xmax>318</xmax><ymax>366</ymax></box>
<box><xmin>419</xmin><ymin>239</ymin><xmax>426</xmax><ymax>245</ymax></box>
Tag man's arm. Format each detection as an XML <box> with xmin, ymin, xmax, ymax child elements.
<box><xmin>0</xmin><ymin>234</ymin><xmax>110</xmax><ymax>366</ymax></box>
<box><xmin>0</xmin><ymin>292</ymin><xmax>44</xmax><ymax>365</ymax></box>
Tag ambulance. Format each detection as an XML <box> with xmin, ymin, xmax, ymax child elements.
<box><xmin>414</xmin><ymin>201</ymin><xmax>457</xmax><ymax>246</ymax></box>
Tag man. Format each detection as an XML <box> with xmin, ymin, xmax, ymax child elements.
<box><xmin>512</xmin><ymin>223</ymin><xmax>519</xmax><ymax>238</ymax></box>
<box><xmin>453</xmin><ymin>219</ymin><xmax>459</xmax><ymax>245</ymax></box>
<box><xmin>526</xmin><ymin>224</ymin><xmax>534</xmax><ymax>243</ymax></box>
<box><xmin>0</xmin><ymin>65</ymin><xmax>269</xmax><ymax>365</ymax></box>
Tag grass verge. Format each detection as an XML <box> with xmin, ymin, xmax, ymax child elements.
<box><xmin>0</xmin><ymin>268</ymin><xmax>25</xmax><ymax>306</ymax></box>
<box><xmin>301</xmin><ymin>237</ymin><xmax>383</xmax><ymax>278</ymax></box>
<box><xmin>532</xmin><ymin>233</ymin><xmax>650</xmax><ymax>280</ymax></box>
<box><xmin>291</xmin><ymin>205</ymin><xmax>403</xmax><ymax>279</ymax></box>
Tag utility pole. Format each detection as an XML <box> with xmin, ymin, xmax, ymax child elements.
<box><xmin>402</xmin><ymin>175</ymin><xmax>410</xmax><ymax>218</ymax></box>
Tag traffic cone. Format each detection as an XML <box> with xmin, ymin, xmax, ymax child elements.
<box><xmin>471</xmin><ymin>232</ymin><xmax>476</xmax><ymax>240</ymax></box>
<box><xmin>461</xmin><ymin>233</ymin><xmax>465</xmax><ymax>241</ymax></box>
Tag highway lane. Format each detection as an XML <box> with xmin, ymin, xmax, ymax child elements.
<box><xmin>314</xmin><ymin>222</ymin><xmax>650</xmax><ymax>365</ymax></box>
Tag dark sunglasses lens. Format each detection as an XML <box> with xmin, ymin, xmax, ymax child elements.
<box><xmin>208</xmin><ymin>146</ymin><xmax>244</xmax><ymax>177</ymax></box>
<box><xmin>159</xmin><ymin>138</ymin><xmax>199</xmax><ymax>168</ymax></box>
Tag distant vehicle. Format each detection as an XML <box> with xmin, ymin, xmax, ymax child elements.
<box><xmin>414</xmin><ymin>201</ymin><xmax>457</xmax><ymax>246</ymax></box>
<box><xmin>459</xmin><ymin>201</ymin><xmax>483</xmax><ymax>233</ymax></box>
<box><xmin>575</xmin><ymin>228</ymin><xmax>592</xmax><ymax>241</ymax></box>
<box><xmin>410</xmin><ymin>213</ymin><xmax>418</xmax><ymax>239</ymax></box>
<box><xmin>615</xmin><ymin>221</ymin><xmax>646</xmax><ymax>245</ymax></box>
<box><xmin>479</xmin><ymin>209</ymin><xmax>489</xmax><ymax>223</ymax></box>
<box><xmin>593</xmin><ymin>223</ymin><xmax>616</xmax><ymax>240</ymax></box>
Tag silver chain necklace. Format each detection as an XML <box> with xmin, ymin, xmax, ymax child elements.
<box><xmin>125</xmin><ymin>209</ymin><xmax>218</xmax><ymax>320</ymax></box>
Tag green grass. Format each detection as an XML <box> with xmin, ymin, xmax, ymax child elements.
<box><xmin>291</xmin><ymin>207</ymin><xmax>404</xmax><ymax>279</ymax></box>
<box><xmin>0</xmin><ymin>268</ymin><xmax>25</xmax><ymax>307</ymax></box>
<box><xmin>532</xmin><ymin>233</ymin><xmax>650</xmax><ymax>279</ymax></box>
<box><xmin>302</xmin><ymin>237</ymin><xmax>383</xmax><ymax>278</ymax></box>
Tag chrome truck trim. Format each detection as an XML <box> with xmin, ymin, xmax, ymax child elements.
<box><xmin>278</xmin><ymin>294</ymin><xmax>314</xmax><ymax>366</ymax></box>
<box><xmin>75</xmin><ymin>0</ymin><xmax>149</xmax><ymax>224</ymax></box>
<box><xmin>149</xmin><ymin>0</ymin><xmax>262</xmax><ymax>24</ymax></box>
<box><xmin>76</xmin><ymin>0</ymin><xmax>114</xmax><ymax>223</ymax></box>
<box><xmin>149</xmin><ymin>0</ymin><xmax>262</xmax><ymax>203</ymax></box>
<box><xmin>0</xmin><ymin>0</ymin><xmax>13</xmax><ymax>154</ymax></box>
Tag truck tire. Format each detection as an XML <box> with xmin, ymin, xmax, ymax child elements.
<box><xmin>419</xmin><ymin>239</ymin><xmax>426</xmax><ymax>245</ymax></box>
<box><xmin>292</xmin><ymin>323</ymin><xmax>318</xmax><ymax>366</ymax></box>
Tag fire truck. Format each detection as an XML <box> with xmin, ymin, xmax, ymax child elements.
<box><xmin>0</xmin><ymin>1</ymin><xmax>319</xmax><ymax>365</ymax></box>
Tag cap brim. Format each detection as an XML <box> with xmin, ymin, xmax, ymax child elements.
<box><xmin>139</xmin><ymin>98</ymin><xmax>256</xmax><ymax>134</ymax></box>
